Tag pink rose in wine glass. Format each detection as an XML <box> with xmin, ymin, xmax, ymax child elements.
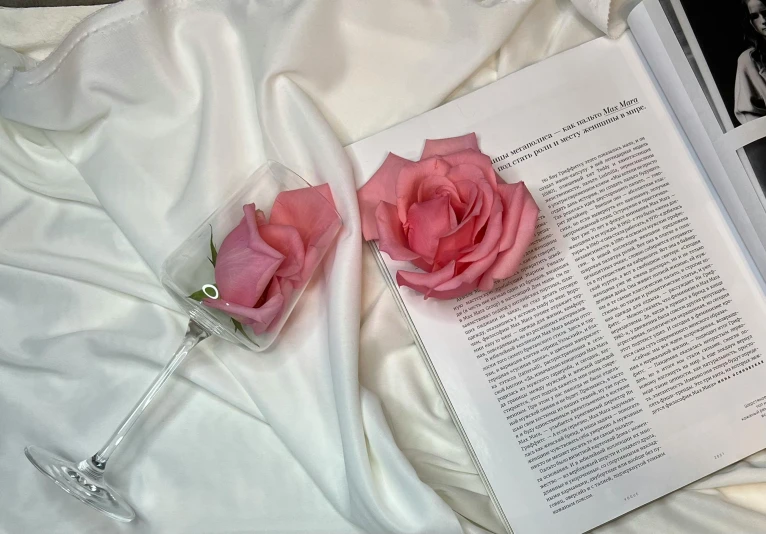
<box><xmin>203</xmin><ymin>183</ymin><xmax>339</xmax><ymax>334</ymax></box>
<box><xmin>358</xmin><ymin>133</ymin><xmax>539</xmax><ymax>299</ymax></box>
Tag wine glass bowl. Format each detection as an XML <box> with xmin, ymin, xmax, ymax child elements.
<box><xmin>24</xmin><ymin>161</ymin><xmax>342</xmax><ymax>522</ymax></box>
<box><xmin>161</xmin><ymin>159</ymin><xmax>342</xmax><ymax>351</ymax></box>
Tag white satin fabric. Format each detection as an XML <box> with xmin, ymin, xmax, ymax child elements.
<box><xmin>2</xmin><ymin>1</ymin><xmax>766</xmax><ymax>534</ymax></box>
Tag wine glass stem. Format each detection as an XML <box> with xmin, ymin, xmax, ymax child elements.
<box><xmin>88</xmin><ymin>320</ymin><xmax>209</xmax><ymax>471</ymax></box>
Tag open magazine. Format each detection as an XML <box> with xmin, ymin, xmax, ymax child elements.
<box><xmin>347</xmin><ymin>3</ymin><xmax>766</xmax><ymax>534</ymax></box>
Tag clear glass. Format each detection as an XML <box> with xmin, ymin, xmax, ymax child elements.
<box><xmin>24</xmin><ymin>161</ymin><xmax>342</xmax><ymax>522</ymax></box>
<box><xmin>161</xmin><ymin>159</ymin><xmax>341</xmax><ymax>350</ymax></box>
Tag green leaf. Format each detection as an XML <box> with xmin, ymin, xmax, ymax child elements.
<box><xmin>189</xmin><ymin>283</ymin><xmax>218</xmax><ymax>301</ymax></box>
<box><xmin>232</xmin><ymin>319</ymin><xmax>257</xmax><ymax>345</ymax></box>
<box><xmin>188</xmin><ymin>289</ymin><xmax>207</xmax><ymax>301</ymax></box>
<box><xmin>232</xmin><ymin>318</ymin><xmax>245</xmax><ymax>335</ymax></box>
<box><xmin>209</xmin><ymin>225</ymin><xmax>217</xmax><ymax>267</ymax></box>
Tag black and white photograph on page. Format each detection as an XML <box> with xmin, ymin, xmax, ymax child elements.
<box><xmin>666</xmin><ymin>0</ymin><xmax>766</xmax><ymax>199</ymax></box>
<box><xmin>666</xmin><ymin>0</ymin><xmax>766</xmax><ymax>129</ymax></box>
<box><xmin>740</xmin><ymin>138</ymin><xmax>766</xmax><ymax>196</ymax></box>
<box><xmin>735</xmin><ymin>0</ymin><xmax>766</xmax><ymax>125</ymax></box>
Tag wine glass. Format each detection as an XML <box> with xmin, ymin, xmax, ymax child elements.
<box><xmin>24</xmin><ymin>161</ymin><xmax>342</xmax><ymax>522</ymax></box>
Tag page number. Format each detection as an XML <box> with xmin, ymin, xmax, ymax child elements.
<box><xmin>624</xmin><ymin>492</ymin><xmax>639</xmax><ymax>502</ymax></box>
<box><xmin>714</xmin><ymin>452</ymin><xmax>725</xmax><ymax>460</ymax></box>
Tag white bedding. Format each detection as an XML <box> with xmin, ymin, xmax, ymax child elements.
<box><xmin>2</xmin><ymin>2</ymin><xmax>766</xmax><ymax>533</ymax></box>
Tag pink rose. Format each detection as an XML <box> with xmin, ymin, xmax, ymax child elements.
<box><xmin>203</xmin><ymin>184</ymin><xmax>340</xmax><ymax>333</ymax></box>
<box><xmin>358</xmin><ymin>133</ymin><xmax>539</xmax><ymax>299</ymax></box>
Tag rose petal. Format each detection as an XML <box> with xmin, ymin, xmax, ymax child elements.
<box><xmin>433</xmin><ymin>218</ymin><xmax>475</xmax><ymax>268</ymax></box>
<box><xmin>396</xmin><ymin>157</ymin><xmax>451</xmax><ymax>225</ymax></box>
<box><xmin>417</xmin><ymin>175</ymin><xmax>460</xmax><ymax>209</ymax></box>
<box><xmin>298</xmin><ymin>246</ymin><xmax>320</xmax><ymax>283</ymax></box>
<box><xmin>258</xmin><ymin>223</ymin><xmax>305</xmax><ymax>279</ymax></box>
<box><xmin>271</xmin><ymin>184</ymin><xmax>339</xmax><ymax>246</ymax></box>
<box><xmin>447</xmin><ymin>167</ymin><xmax>494</xmax><ymax>237</ymax></box>
<box><xmin>456</xmin><ymin>180</ymin><xmax>478</xmax><ymax>204</ymax></box>
<box><xmin>271</xmin><ymin>183</ymin><xmax>342</xmax><ymax>280</ymax></box>
<box><xmin>458</xmin><ymin>193</ymin><xmax>503</xmax><ymax>263</ymax></box>
<box><xmin>396</xmin><ymin>262</ymin><xmax>479</xmax><ymax>299</ymax></box>
<box><xmin>478</xmin><ymin>190</ymin><xmax>539</xmax><ymax>290</ymax></box>
<box><xmin>443</xmin><ymin>149</ymin><xmax>498</xmax><ymax>191</ymax></box>
<box><xmin>422</xmin><ymin>281</ymin><xmax>479</xmax><ymax>300</ymax></box>
<box><xmin>276</xmin><ymin>277</ymin><xmax>295</xmax><ymax>308</ymax></box>
<box><xmin>357</xmin><ymin>153</ymin><xmax>410</xmax><ymax>240</ymax></box>
<box><xmin>495</xmin><ymin>181</ymin><xmax>531</xmax><ymax>252</ymax></box>
<box><xmin>420</xmin><ymin>133</ymin><xmax>480</xmax><ymax>159</ymax></box>
<box><xmin>375</xmin><ymin>201</ymin><xmax>420</xmax><ymax>261</ymax></box>
<box><xmin>396</xmin><ymin>261</ymin><xmax>455</xmax><ymax>298</ymax></box>
<box><xmin>263</xmin><ymin>277</ymin><xmax>295</xmax><ymax>332</ymax></box>
<box><xmin>406</xmin><ymin>195</ymin><xmax>452</xmax><ymax>263</ymax></box>
<box><xmin>411</xmin><ymin>257</ymin><xmax>435</xmax><ymax>272</ymax></box>
<box><xmin>202</xmin><ymin>293</ymin><xmax>284</xmax><ymax>334</ymax></box>
<box><xmin>455</xmin><ymin>181</ymin><xmax>489</xmax><ymax>225</ymax></box>
<box><xmin>453</xmin><ymin>180</ymin><xmax>479</xmax><ymax>221</ymax></box>
<box><xmin>300</xmin><ymin>236</ymin><xmax>346</xmax><ymax>283</ymax></box>
<box><xmin>434</xmin><ymin>244</ymin><xmax>500</xmax><ymax>292</ymax></box>
<box><xmin>447</xmin><ymin>163</ymin><xmax>484</xmax><ymax>183</ymax></box>
<box><xmin>214</xmin><ymin>205</ymin><xmax>284</xmax><ymax>307</ymax></box>
<box><xmin>255</xmin><ymin>209</ymin><xmax>268</xmax><ymax>226</ymax></box>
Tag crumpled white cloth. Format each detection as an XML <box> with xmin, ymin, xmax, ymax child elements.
<box><xmin>2</xmin><ymin>1</ymin><xmax>766</xmax><ymax>534</ymax></box>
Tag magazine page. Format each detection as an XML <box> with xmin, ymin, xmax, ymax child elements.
<box><xmin>635</xmin><ymin>0</ymin><xmax>766</xmax><ymax>281</ymax></box>
<box><xmin>347</xmin><ymin>35</ymin><xmax>766</xmax><ymax>534</ymax></box>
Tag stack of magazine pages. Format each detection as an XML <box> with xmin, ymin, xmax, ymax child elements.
<box><xmin>347</xmin><ymin>1</ymin><xmax>766</xmax><ymax>533</ymax></box>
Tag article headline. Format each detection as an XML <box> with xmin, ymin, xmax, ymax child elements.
<box><xmin>491</xmin><ymin>98</ymin><xmax>647</xmax><ymax>172</ymax></box>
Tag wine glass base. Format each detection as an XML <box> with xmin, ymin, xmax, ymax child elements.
<box><xmin>24</xmin><ymin>445</ymin><xmax>135</xmax><ymax>522</ymax></box>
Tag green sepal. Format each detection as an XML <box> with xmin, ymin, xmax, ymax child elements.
<box><xmin>209</xmin><ymin>225</ymin><xmax>217</xmax><ymax>267</ymax></box>
<box><xmin>232</xmin><ymin>318</ymin><xmax>246</xmax><ymax>335</ymax></box>
<box><xmin>232</xmin><ymin>318</ymin><xmax>257</xmax><ymax>344</ymax></box>
<box><xmin>188</xmin><ymin>289</ymin><xmax>207</xmax><ymax>301</ymax></box>
<box><xmin>189</xmin><ymin>283</ymin><xmax>218</xmax><ymax>301</ymax></box>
